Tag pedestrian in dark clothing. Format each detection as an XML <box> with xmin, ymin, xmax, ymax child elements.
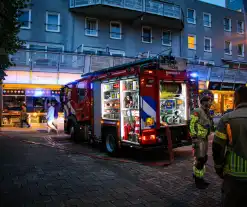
<box><xmin>212</xmin><ymin>86</ymin><xmax>247</xmax><ymax>207</ymax></box>
<box><xmin>20</xmin><ymin>103</ymin><xmax>30</xmax><ymax>128</ymax></box>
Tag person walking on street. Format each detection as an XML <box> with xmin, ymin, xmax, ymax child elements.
<box><xmin>46</xmin><ymin>101</ymin><xmax>57</xmax><ymax>133</ymax></box>
<box><xmin>51</xmin><ymin>100</ymin><xmax>59</xmax><ymax>130</ymax></box>
<box><xmin>212</xmin><ymin>86</ymin><xmax>247</xmax><ymax>207</ymax></box>
<box><xmin>189</xmin><ymin>90</ymin><xmax>214</xmax><ymax>189</ymax></box>
<box><xmin>20</xmin><ymin>103</ymin><xmax>30</xmax><ymax>128</ymax></box>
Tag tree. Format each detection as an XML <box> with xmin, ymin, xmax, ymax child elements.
<box><xmin>0</xmin><ymin>0</ymin><xmax>31</xmax><ymax>70</ymax></box>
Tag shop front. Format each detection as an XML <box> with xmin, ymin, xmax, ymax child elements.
<box><xmin>1</xmin><ymin>70</ymin><xmax>81</xmax><ymax>127</ymax></box>
<box><xmin>207</xmin><ymin>82</ymin><xmax>245</xmax><ymax>116</ymax></box>
<box><xmin>2</xmin><ymin>84</ymin><xmax>63</xmax><ymax>126</ymax></box>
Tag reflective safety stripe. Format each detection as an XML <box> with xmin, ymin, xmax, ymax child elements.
<box><xmin>215</xmin><ymin>131</ymin><xmax>227</xmax><ymax>140</ymax></box>
<box><xmin>226</xmin><ymin>123</ymin><xmax>233</xmax><ymax>144</ymax></box>
<box><xmin>224</xmin><ymin>151</ymin><xmax>247</xmax><ymax>178</ymax></box>
<box><xmin>193</xmin><ymin>166</ymin><xmax>206</xmax><ymax>178</ymax></box>
<box><xmin>190</xmin><ymin>115</ymin><xmax>198</xmax><ymax>136</ymax></box>
<box><xmin>197</xmin><ymin>124</ymin><xmax>209</xmax><ymax>138</ymax></box>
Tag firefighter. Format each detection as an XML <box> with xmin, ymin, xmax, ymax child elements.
<box><xmin>189</xmin><ymin>89</ymin><xmax>214</xmax><ymax>189</ymax></box>
<box><xmin>212</xmin><ymin>86</ymin><xmax>247</xmax><ymax>207</ymax></box>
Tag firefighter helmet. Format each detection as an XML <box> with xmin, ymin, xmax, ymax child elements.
<box><xmin>199</xmin><ymin>90</ymin><xmax>214</xmax><ymax>103</ymax></box>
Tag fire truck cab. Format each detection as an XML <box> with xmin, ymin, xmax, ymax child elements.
<box><xmin>61</xmin><ymin>56</ymin><xmax>196</xmax><ymax>155</ymax></box>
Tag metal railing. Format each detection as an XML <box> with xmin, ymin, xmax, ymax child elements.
<box><xmin>9</xmin><ymin>50</ymin><xmax>85</xmax><ymax>73</ymax></box>
<box><xmin>8</xmin><ymin>49</ymin><xmax>138</xmax><ymax>73</ymax></box>
<box><xmin>70</xmin><ymin>0</ymin><xmax>182</xmax><ymax>20</ymax></box>
<box><xmin>189</xmin><ymin>66</ymin><xmax>247</xmax><ymax>84</ymax></box>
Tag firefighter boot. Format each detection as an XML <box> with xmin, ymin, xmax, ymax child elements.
<box><xmin>194</xmin><ymin>176</ymin><xmax>210</xmax><ymax>189</ymax></box>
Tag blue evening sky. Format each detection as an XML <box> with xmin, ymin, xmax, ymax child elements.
<box><xmin>200</xmin><ymin>0</ymin><xmax>225</xmax><ymax>7</ymax></box>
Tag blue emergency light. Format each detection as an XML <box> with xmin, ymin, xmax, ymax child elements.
<box><xmin>190</xmin><ymin>72</ymin><xmax>198</xmax><ymax>78</ymax></box>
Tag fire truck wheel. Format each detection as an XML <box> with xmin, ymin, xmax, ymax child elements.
<box><xmin>70</xmin><ymin>125</ymin><xmax>76</xmax><ymax>140</ymax></box>
<box><xmin>105</xmin><ymin>133</ymin><xmax>118</xmax><ymax>156</ymax></box>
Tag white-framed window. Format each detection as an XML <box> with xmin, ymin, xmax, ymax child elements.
<box><xmin>19</xmin><ymin>9</ymin><xmax>31</xmax><ymax>29</ymax></box>
<box><xmin>237</xmin><ymin>21</ymin><xmax>244</xmax><ymax>34</ymax></box>
<box><xmin>85</xmin><ymin>17</ymin><xmax>98</xmax><ymax>37</ymax></box>
<box><xmin>109</xmin><ymin>50</ymin><xmax>125</xmax><ymax>57</ymax></box>
<box><xmin>187</xmin><ymin>9</ymin><xmax>196</xmax><ymax>24</ymax></box>
<box><xmin>110</xmin><ymin>21</ymin><xmax>122</xmax><ymax>39</ymax></box>
<box><xmin>224</xmin><ymin>41</ymin><xmax>232</xmax><ymax>55</ymax></box>
<box><xmin>224</xmin><ymin>18</ymin><xmax>231</xmax><ymax>32</ymax></box>
<box><xmin>142</xmin><ymin>26</ymin><xmax>152</xmax><ymax>43</ymax></box>
<box><xmin>237</xmin><ymin>44</ymin><xmax>244</xmax><ymax>57</ymax></box>
<box><xmin>188</xmin><ymin>34</ymin><xmax>196</xmax><ymax>50</ymax></box>
<box><xmin>162</xmin><ymin>30</ymin><xmax>172</xmax><ymax>46</ymax></box>
<box><xmin>46</xmin><ymin>12</ymin><xmax>60</xmax><ymax>32</ymax></box>
<box><xmin>203</xmin><ymin>13</ymin><xmax>211</xmax><ymax>27</ymax></box>
<box><xmin>204</xmin><ymin>37</ymin><xmax>212</xmax><ymax>52</ymax></box>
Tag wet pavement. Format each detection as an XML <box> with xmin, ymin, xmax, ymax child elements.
<box><xmin>0</xmin><ymin>129</ymin><xmax>221</xmax><ymax>207</ymax></box>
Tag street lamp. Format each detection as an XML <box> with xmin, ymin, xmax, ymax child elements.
<box><xmin>0</xmin><ymin>69</ymin><xmax>7</xmax><ymax>127</ymax></box>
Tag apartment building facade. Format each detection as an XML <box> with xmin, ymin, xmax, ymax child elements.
<box><xmin>3</xmin><ymin>0</ymin><xmax>247</xmax><ymax>122</ymax></box>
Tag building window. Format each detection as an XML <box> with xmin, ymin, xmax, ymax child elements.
<box><xmin>85</xmin><ymin>18</ymin><xmax>98</xmax><ymax>37</ymax></box>
<box><xmin>204</xmin><ymin>37</ymin><xmax>212</xmax><ymax>52</ymax></box>
<box><xmin>187</xmin><ymin>9</ymin><xmax>196</xmax><ymax>24</ymax></box>
<box><xmin>46</xmin><ymin>12</ymin><xmax>60</xmax><ymax>32</ymax></box>
<box><xmin>237</xmin><ymin>21</ymin><xmax>244</xmax><ymax>34</ymax></box>
<box><xmin>224</xmin><ymin>18</ymin><xmax>231</xmax><ymax>32</ymax></box>
<box><xmin>238</xmin><ymin>44</ymin><xmax>244</xmax><ymax>56</ymax></box>
<box><xmin>188</xmin><ymin>34</ymin><xmax>196</xmax><ymax>50</ymax></box>
<box><xmin>162</xmin><ymin>30</ymin><xmax>172</xmax><ymax>46</ymax></box>
<box><xmin>203</xmin><ymin>13</ymin><xmax>211</xmax><ymax>27</ymax></box>
<box><xmin>142</xmin><ymin>26</ymin><xmax>152</xmax><ymax>43</ymax></box>
<box><xmin>224</xmin><ymin>41</ymin><xmax>232</xmax><ymax>55</ymax></box>
<box><xmin>110</xmin><ymin>21</ymin><xmax>122</xmax><ymax>39</ymax></box>
<box><xmin>19</xmin><ymin>9</ymin><xmax>31</xmax><ymax>29</ymax></box>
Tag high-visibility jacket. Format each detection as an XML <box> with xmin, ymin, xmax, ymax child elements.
<box><xmin>189</xmin><ymin>108</ymin><xmax>213</xmax><ymax>139</ymax></box>
<box><xmin>213</xmin><ymin>103</ymin><xmax>247</xmax><ymax>179</ymax></box>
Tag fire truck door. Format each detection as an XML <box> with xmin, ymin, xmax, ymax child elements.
<box><xmin>140</xmin><ymin>76</ymin><xmax>157</xmax><ymax>130</ymax></box>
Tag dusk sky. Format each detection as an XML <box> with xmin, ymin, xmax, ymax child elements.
<box><xmin>200</xmin><ymin>0</ymin><xmax>225</xmax><ymax>7</ymax></box>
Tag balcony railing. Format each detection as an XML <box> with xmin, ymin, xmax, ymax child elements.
<box><xmin>70</xmin><ymin>0</ymin><xmax>182</xmax><ymax>20</ymax></box>
<box><xmin>8</xmin><ymin>49</ymin><xmax>247</xmax><ymax>83</ymax></box>
<box><xmin>8</xmin><ymin>49</ymin><xmax>138</xmax><ymax>73</ymax></box>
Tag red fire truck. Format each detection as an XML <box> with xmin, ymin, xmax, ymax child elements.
<box><xmin>61</xmin><ymin>56</ymin><xmax>198</xmax><ymax>156</ymax></box>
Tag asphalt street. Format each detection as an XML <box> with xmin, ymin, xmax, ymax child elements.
<box><xmin>0</xmin><ymin>130</ymin><xmax>222</xmax><ymax>207</ymax></box>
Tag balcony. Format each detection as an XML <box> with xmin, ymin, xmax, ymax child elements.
<box><xmin>8</xmin><ymin>49</ymin><xmax>137</xmax><ymax>73</ymax></box>
<box><xmin>69</xmin><ymin>0</ymin><xmax>184</xmax><ymax>30</ymax></box>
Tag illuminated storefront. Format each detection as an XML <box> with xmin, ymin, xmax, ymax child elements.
<box><xmin>2</xmin><ymin>71</ymin><xmax>81</xmax><ymax>126</ymax></box>
<box><xmin>208</xmin><ymin>82</ymin><xmax>245</xmax><ymax>116</ymax></box>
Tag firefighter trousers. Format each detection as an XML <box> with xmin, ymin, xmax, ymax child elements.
<box><xmin>221</xmin><ymin>175</ymin><xmax>247</xmax><ymax>207</ymax></box>
<box><xmin>193</xmin><ymin>138</ymin><xmax>208</xmax><ymax>178</ymax></box>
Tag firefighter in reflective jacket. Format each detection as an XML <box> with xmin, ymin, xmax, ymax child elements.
<box><xmin>190</xmin><ymin>90</ymin><xmax>214</xmax><ymax>189</ymax></box>
<box><xmin>213</xmin><ymin>86</ymin><xmax>247</xmax><ymax>207</ymax></box>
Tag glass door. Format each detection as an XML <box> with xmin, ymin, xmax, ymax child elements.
<box><xmin>120</xmin><ymin>78</ymin><xmax>140</xmax><ymax>143</ymax></box>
